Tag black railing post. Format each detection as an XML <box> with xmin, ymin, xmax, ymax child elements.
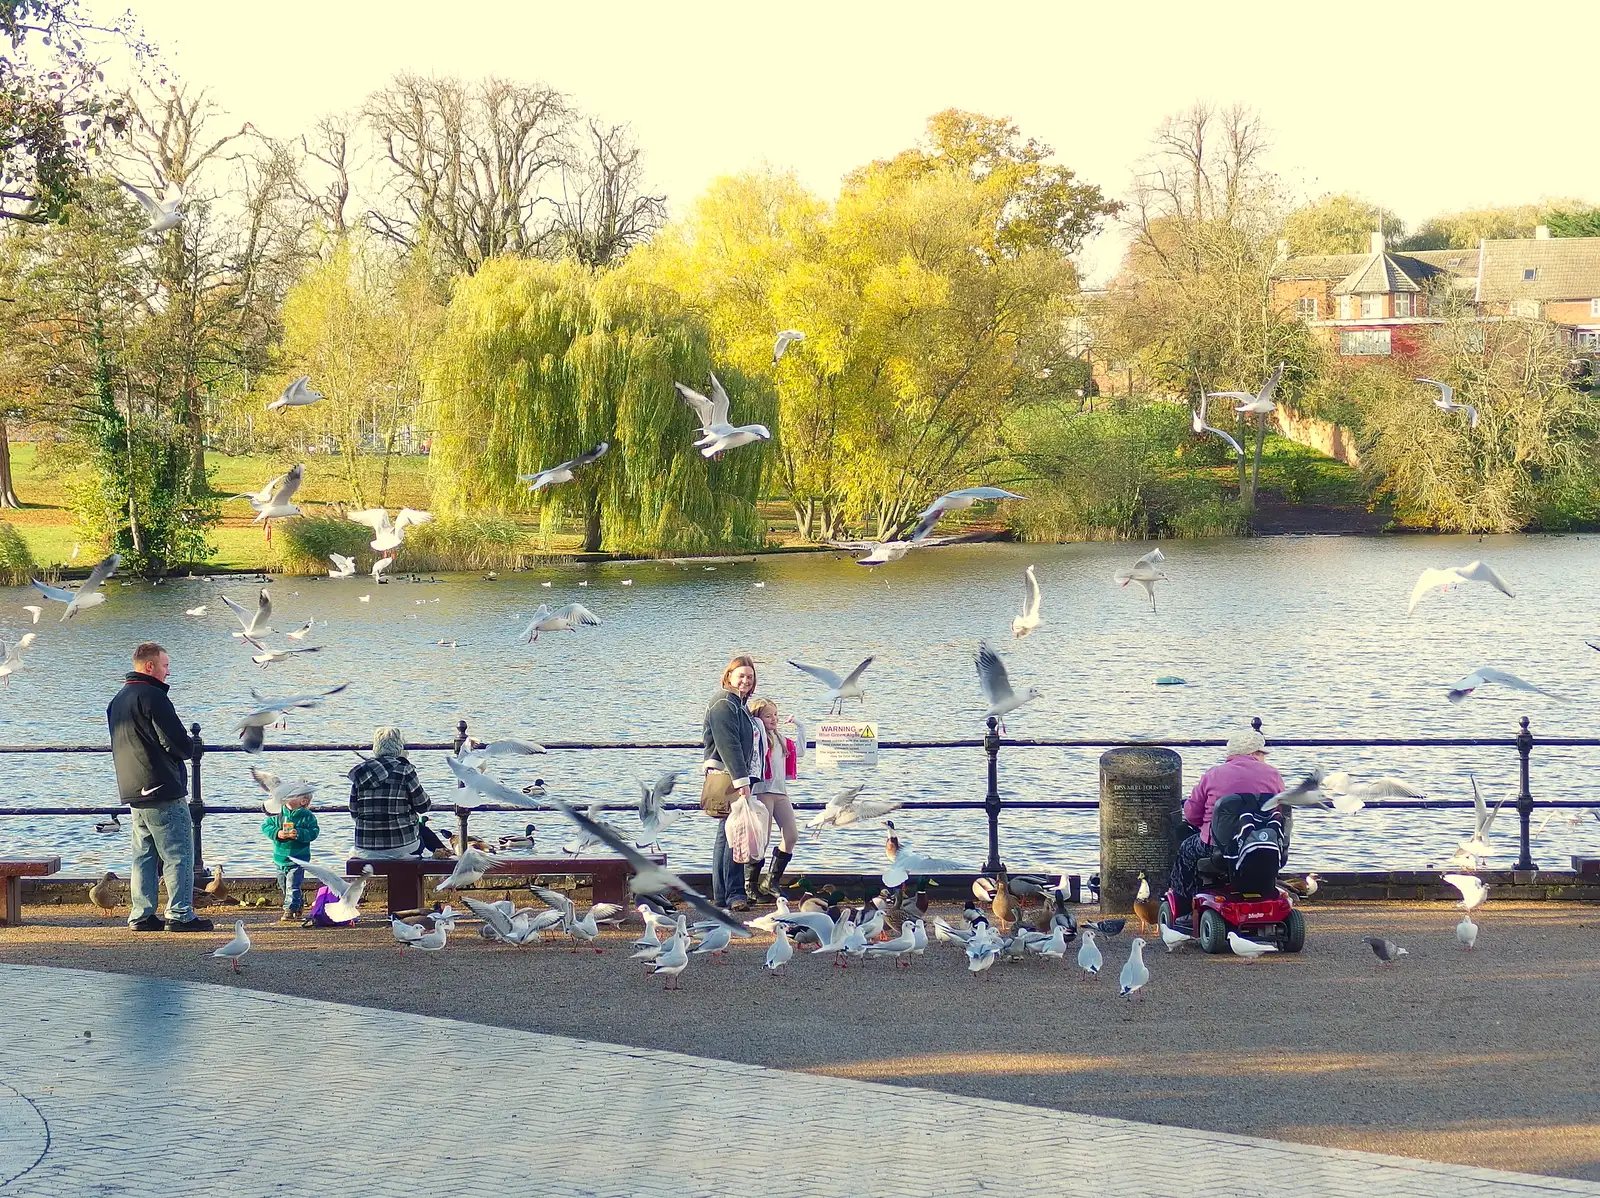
<box><xmin>452</xmin><ymin>719</ymin><xmax>470</xmax><ymax>852</ymax></box>
<box><xmin>983</xmin><ymin>716</ymin><xmax>1004</xmax><ymax>874</ymax></box>
<box><xmin>1515</xmin><ymin>715</ymin><xmax>1536</xmax><ymax>872</ymax></box>
<box><xmin>189</xmin><ymin>722</ymin><xmax>207</xmax><ymax>881</ymax></box>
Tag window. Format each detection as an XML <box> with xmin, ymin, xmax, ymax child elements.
<box><xmin>1579</xmin><ymin>330</ymin><xmax>1600</xmax><ymax>349</ymax></box>
<box><xmin>1394</xmin><ymin>293</ymin><xmax>1413</xmax><ymax>317</ymax></box>
<box><xmin>1591</xmin><ymin>298</ymin><xmax>1600</xmax><ymax>317</ymax></box>
<box><xmin>1338</xmin><ymin>295</ymin><xmax>1354</xmax><ymax>320</ymax></box>
<box><xmin>1361</xmin><ymin>293</ymin><xmax>1383</xmax><ymax>318</ymax></box>
<box><xmin>1523</xmin><ymin>268</ymin><xmax>1538</xmax><ymax>281</ymax></box>
<box><xmin>1296</xmin><ymin>296</ymin><xmax>1318</xmax><ymax>320</ymax></box>
<box><xmin>1447</xmin><ymin>257</ymin><xmax>1464</xmax><ymax>268</ymax></box>
<box><xmin>1340</xmin><ymin>329</ymin><xmax>1392</xmax><ymax>356</ymax></box>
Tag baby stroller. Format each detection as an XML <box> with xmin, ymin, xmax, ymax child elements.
<box><xmin>1159</xmin><ymin>793</ymin><xmax>1305</xmax><ymax>954</ymax></box>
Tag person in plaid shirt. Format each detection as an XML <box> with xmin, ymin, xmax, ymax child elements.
<box><xmin>349</xmin><ymin>726</ymin><xmax>432</xmax><ymax>858</ymax></box>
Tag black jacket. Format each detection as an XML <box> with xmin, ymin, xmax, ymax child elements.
<box><xmin>107</xmin><ymin>673</ymin><xmax>193</xmax><ymax>806</ymax></box>
<box><xmin>702</xmin><ymin>688</ymin><xmax>757</xmax><ymax>787</ymax></box>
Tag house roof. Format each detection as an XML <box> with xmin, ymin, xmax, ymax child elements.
<box><xmin>1334</xmin><ymin>253</ymin><xmax>1424</xmax><ymax>294</ymax></box>
<box><xmin>1477</xmin><ymin>237</ymin><xmax>1600</xmax><ymax>301</ymax></box>
<box><xmin>1274</xmin><ymin>249</ymin><xmax>1472</xmax><ymax>290</ymax></box>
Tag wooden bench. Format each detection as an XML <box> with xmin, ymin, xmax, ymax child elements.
<box><xmin>0</xmin><ymin>857</ymin><xmax>60</xmax><ymax>926</ymax></box>
<box><xmin>346</xmin><ymin>855</ymin><xmax>662</xmax><ymax>916</ymax></box>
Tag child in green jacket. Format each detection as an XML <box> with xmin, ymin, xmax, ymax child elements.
<box><xmin>262</xmin><ymin>794</ymin><xmax>319</xmax><ymax>922</ymax></box>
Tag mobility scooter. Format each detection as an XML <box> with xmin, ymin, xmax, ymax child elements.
<box><xmin>1157</xmin><ymin>792</ymin><xmax>1305</xmax><ymax>954</ymax></box>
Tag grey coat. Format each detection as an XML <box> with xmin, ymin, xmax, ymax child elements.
<box><xmin>702</xmin><ymin>689</ymin><xmax>757</xmax><ymax>787</ymax></box>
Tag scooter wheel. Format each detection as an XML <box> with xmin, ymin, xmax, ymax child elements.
<box><xmin>1282</xmin><ymin>908</ymin><xmax>1306</xmax><ymax>953</ymax></box>
<box><xmin>1199</xmin><ymin>908</ymin><xmax>1228</xmax><ymax>954</ymax></box>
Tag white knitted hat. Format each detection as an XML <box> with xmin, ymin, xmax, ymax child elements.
<box><xmin>1225</xmin><ymin>728</ymin><xmax>1267</xmax><ymax>758</ymax></box>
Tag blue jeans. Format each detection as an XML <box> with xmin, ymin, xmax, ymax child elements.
<box><xmin>128</xmin><ymin>799</ymin><xmax>196</xmax><ymax>924</ymax></box>
<box><xmin>711</xmin><ymin>819</ymin><xmax>747</xmax><ymax>906</ymax></box>
<box><xmin>277</xmin><ymin>862</ymin><xmax>306</xmax><ymax>913</ymax></box>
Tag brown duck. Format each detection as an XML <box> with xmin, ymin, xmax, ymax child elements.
<box><xmin>88</xmin><ymin>871</ymin><xmax>118</xmax><ymax>918</ymax></box>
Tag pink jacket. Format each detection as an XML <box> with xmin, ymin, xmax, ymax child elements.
<box><xmin>1184</xmin><ymin>755</ymin><xmax>1285</xmax><ymax>844</ymax></box>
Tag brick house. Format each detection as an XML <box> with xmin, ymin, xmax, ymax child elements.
<box><xmin>1475</xmin><ymin>232</ymin><xmax>1600</xmax><ymax>349</ymax></box>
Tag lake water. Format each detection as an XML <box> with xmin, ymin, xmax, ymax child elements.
<box><xmin>2</xmin><ymin>534</ymin><xmax>1598</xmax><ymax>879</ymax></box>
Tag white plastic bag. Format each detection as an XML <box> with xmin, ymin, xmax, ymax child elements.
<box><xmin>726</xmin><ymin>793</ymin><xmax>773</xmax><ymax>864</ymax></box>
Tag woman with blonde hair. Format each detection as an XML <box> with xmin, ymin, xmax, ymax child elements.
<box><xmin>745</xmin><ymin>696</ymin><xmax>803</xmax><ymax>900</ymax></box>
<box><xmin>701</xmin><ymin>654</ymin><xmax>760</xmax><ymax>910</ymax></box>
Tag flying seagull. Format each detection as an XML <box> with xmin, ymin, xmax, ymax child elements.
<box><xmin>1417</xmin><ymin>378</ymin><xmax>1479</xmax><ymax>430</ymax></box>
<box><xmin>519</xmin><ymin>442</ymin><xmax>609</xmax><ymax>492</ymax></box>
<box><xmin>0</xmin><ymin>633</ymin><xmax>36</xmax><ymax>687</ymax></box>
<box><xmin>772</xmin><ymin>329</ymin><xmax>806</xmax><ymax>364</ymax></box>
<box><xmin>909</xmin><ymin>487</ymin><xmax>1028</xmax><ymax>542</ymax></box>
<box><xmin>266</xmin><ymin>376</ymin><xmax>324</xmax><ymax>413</ymax></box>
<box><xmin>1012</xmin><ymin>565</ymin><xmax>1043</xmax><ymax>638</ymax></box>
<box><xmin>221</xmin><ymin>589</ymin><xmax>273</xmax><ymax>638</ymax></box>
<box><xmin>241</xmin><ymin>635</ymin><xmax>321</xmax><ymax>668</ymax></box>
<box><xmin>1208</xmin><ymin>362</ymin><xmax>1285</xmax><ymax>414</ymax></box>
<box><xmin>328</xmin><ymin>554</ymin><xmax>356</xmax><ymax>579</ymax></box>
<box><xmin>674</xmin><ymin>373</ymin><xmax>772</xmax><ymax>458</ymax></box>
<box><xmin>235</xmin><ymin>682</ymin><xmax>349</xmax><ymax>753</ymax></box>
<box><xmin>1446</xmin><ymin>667</ymin><xmax>1564</xmax><ymax>705</ymax></box>
<box><xmin>249</xmin><ymin>767</ymin><xmax>318</xmax><ymax>815</ymax></box>
<box><xmin>117</xmin><ymin>178</ymin><xmax>183</xmax><ymax>233</ymax></box>
<box><xmin>975</xmin><ymin>642</ymin><xmax>1039</xmax><ymax>732</ymax></box>
<box><xmin>1114</xmin><ymin>548</ymin><xmax>1168</xmax><ymax>610</ymax></box>
<box><xmin>789</xmin><ymin>656</ymin><xmax>873</xmax><ymax>715</ymax></box>
<box><xmin>1407</xmin><ymin>561</ymin><xmax>1513</xmax><ymax>615</ymax></box>
<box><xmin>1192</xmin><ymin>391</ymin><xmax>1244</xmax><ymax>455</ymax></box>
<box><xmin>348</xmin><ymin>507</ymin><xmax>433</xmax><ymax>553</ymax></box>
<box><xmin>519</xmin><ymin>603</ymin><xmax>600</xmax><ymax>643</ymax></box>
<box><xmin>31</xmin><ymin>552</ymin><xmax>121</xmax><ymax>620</ymax></box>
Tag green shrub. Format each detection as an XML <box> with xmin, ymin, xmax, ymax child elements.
<box><xmin>0</xmin><ymin>521</ymin><xmax>37</xmax><ymax>585</ymax></box>
<box><xmin>275</xmin><ymin>514</ymin><xmax>532</xmax><ymax>574</ymax></box>
<box><xmin>1166</xmin><ymin>497</ymin><xmax>1247</xmax><ymax>538</ymax></box>
<box><xmin>275</xmin><ymin>517</ymin><xmax>372</xmax><ymax>575</ymax></box>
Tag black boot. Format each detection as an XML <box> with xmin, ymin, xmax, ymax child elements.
<box><xmin>745</xmin><ymin>860</ymin><xmax>770</xmax><ymax>902</ymax></box>
<box><xmin>767</xmin><ymin>848</ymin><xmax>793</xmax><ymax>896</ymax></box>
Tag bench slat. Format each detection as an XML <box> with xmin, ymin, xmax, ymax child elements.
<box><xmin>0</xmin><ymin>858</ymin><xmax>61</xmax><ymax>878</ymax></box>
<box><xmin>344</xmin><ymin>856</ymin><xmax>663</xmax><ymax>914</ymax></box>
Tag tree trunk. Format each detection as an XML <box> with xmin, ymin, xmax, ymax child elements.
<box><xmin>1246</xmin><ymin>411</ymin><xmax>1267</xmax><ymax>519</ymax></box>
<box><xmin>582</xmin><ymin>493</ymin><xmax>603</xmax><ymax>552</ymax></box>
<box><xmin>190</xmin><ymin>415</ymin><xmax>207</xmax><ymax>493</ymax></box>
<box><xmin>792</xmin><ymin>498</ymin><xmax>813</xmax><ymax>542</ymax></box>
<box><xmin>0</xmin><ymin>414</ymin><xmax>20</xmax><ymax>508</ymax></box>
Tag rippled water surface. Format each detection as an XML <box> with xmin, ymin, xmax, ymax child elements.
<box><xmin>3</xmin><ymin>534</ymin><xmax>1598</xmax><ymax>877</ymax></box>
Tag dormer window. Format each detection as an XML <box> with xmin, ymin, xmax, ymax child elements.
<box><xmin>1361</xmin><ymin>294</ymin><xmax>1383</xmax><ymax>318</ymax></box>
<box><xmin>1394</xmin><ymin>293</ymin><xmax>1413</xmax><ymax>317</ymax></box>
<box><xmin>1523</xmin><ymin>268</ymin><xmax>1538</xmax><ymax>281</ymax></box>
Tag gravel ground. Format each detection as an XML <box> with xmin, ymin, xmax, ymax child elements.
<box><xmin>3</xmin><ymin>895</ymin><xmax>1597</xmax><ymax>1180</ymax></box>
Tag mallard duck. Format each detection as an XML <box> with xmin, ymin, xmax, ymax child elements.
<box><xmin>88</xmin><ymin>871</ymin><xmax>118</xmax><ymax>917</ymax></box>
<box><xmin>203</xmin><ymin>863</ymin><xmax>233</xmax><ymax>906</ymax></box>
<box><xmin>992</xmin><ymin>867</ymin><xmax>1018</xmax><ymax>931</ymax></box>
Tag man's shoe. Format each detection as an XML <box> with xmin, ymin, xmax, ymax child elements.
<box><xmin>278</xmin><ymin>912</ymin><xmax>301</xmax><ymax>924</ymax></box>
<box><xmin>729</xmin><ymin>897</ymin><xmax>752</xmax><ymax>912</ymax></box>
<box><xmin>130</xmin><ymin>915</ymin><xmax>164</xmax><ymax>932</ymax></box>
<box><xmin>165</xmin><ymin>917</ymin><xmax>215</xmax><ymax>932</ymax></box>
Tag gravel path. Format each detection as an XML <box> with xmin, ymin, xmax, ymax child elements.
<box><xmin>4</xmin><ymin>896</ymin><xmax>1597</xmax><ymax>1180</ymax></box>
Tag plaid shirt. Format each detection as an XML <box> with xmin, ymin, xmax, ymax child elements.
<box><xmin>347</xmin><ymin>755</ymin><xmax>431</xmax><ymax>851</ymax></box>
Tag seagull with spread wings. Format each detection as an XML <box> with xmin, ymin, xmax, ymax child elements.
<box><xmin>1417</xmin><ymin>378</ymin><xmax>1479</xmax><ymax>430</ymax></box>
<box><xmin>789</xmin><ymin>656</ymin><xmax>873</xmax><ymax>715</ymax></box>
<box><xmin>1012</xmin><ymin>565</ymin><xmax>1043</xmax><ymax>638</ymax></box>
<box><xmin>328</xmin><ymin>554</ymin><xmax>356</xmax><ymax>579</ymax></box>
<box><xmin>1407</xmin><ymin>560</ymin><xmax>1513</xmax><ymax>614</ymax></box>
<box><xmin>1208</xmin><ymin>362</ymin><xmax>1285</xmax><ymax>414</ymax></box>
<box><xmin>519</xmin><ymin>603</ymin><xmax>600</xmax><ymax>643</ymax></box>
<box><xmin>221</xmin><ymin>589</ymin><xmax>273</xmax><ymax>638</ymax></box>
<box><xmin>674</xmin><ymin>373</ymin><xmax>771</xmax><ymax>458</ymax></box>
<box><xmin>31</xmin><ymin>552</ymin><xmax>120</xmax><ymax>620</ymax></box>
<box><xmin>234</xmin><ymin>682</ymin><xmax>349</xmax><ymax>753</ymax></box>
<box><xmin>976</xmin><ymin>642</ymin><xmax>1039</xmax><ymax>732</ymax></box>
<box><xmin>1114</xmin><ymin>548</ymin><xmax>1168</xmax><ymax>611</ymax></box>
<box><xmin>519</xmin><ymin>442</ymin><xmax>609</xmax><ymax>492</ymax></box>
<box><xmin>0</xmin><ymin>633</ymin><xmax>36</xmax><ymax>687</ymax></box>
<box><xmin>266</xmin><ymin>376</ymin><xmax>324</xmax><ymax>413</ymax></box>
<box><xmin>1446</xmin><ymin>666</ymin><xmax>1564</xmax><ymax>705</ymax></box>
<box><xmin>909</xmin><ymin>487</ymin><xmax>1028</xmax><ymax>542</ymax></box>
<box><xmin>348</xmin><ymin>506</ymin><xmax>433</xmax><ymax>553</ymax></box>
<box><xmin>117</xmin><ymin>178</ymin><xmax>184</xmax><ymax>233</ymax></box>
<box><xmin>1191</xmin><ymin>391</ymin><xmax>1244</xmax><ymax>456</ymax></box>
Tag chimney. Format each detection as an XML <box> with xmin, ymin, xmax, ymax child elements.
<box><xmin>1535</xmin><ymin>224</ymin><xmax>1551</xmax><ymax>239</ymax></box>
<box><xmin>1369</xmin><ymin>231</ymin><xmax>1386</xmax><ymax>254</ymax></box>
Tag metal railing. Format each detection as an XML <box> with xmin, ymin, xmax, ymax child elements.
<box><xmin>1</xmin><ymin>714</ymin><xmax>1598</xmax><ymax>876</ymax></box>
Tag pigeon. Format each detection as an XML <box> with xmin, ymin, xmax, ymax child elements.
<box><xmin>1011</xmin><ymin>565</ymin><xmax>1043</xmax><ymax>639</ymax></box>
<box><xmin>1456</xmin><ymin>914</ymin><xmax>1479</xmax><ymax>949</ymax></box>
<box><xmin>1362</xmin><ymin>934</ymin><xmax>1408</xmax><ymax>963</ymax></box>
<box><xmin>674</xmin><ymin>373</ymin><xmax>772</xmax><ymax>457</ymax></box>
<box><xmin>1443</xmin><ymin>873</ymin><xmax>1489</xmax><ymax>911</ymax></box>
<box><xmin>211</xmin><ymin>920</ymin><xmax>251</xmax><ymax>972</ymax></box>
<box><xmin>519</xmin><ymin>603</ymin><xmax>600</xmax><ymax>643</ymax></box>
<box><xmin>789</xmin><ymin>657</ymin><xmax>873</xmax><ymax>715</ymax></box>
<box><xmin>908</xmin><ymin>487</ymin><xmax>1028</xmax><ymax>542</ymax></box>
<box><xmin>1113</xmin><ymin>548</ymin><xmax>1167</xmax><ymax>610</ymax></box>
<box><xmin>519</xmin><ymin>442</ymin><xmax>609</xmax><ymax>492</ymax></box>
<box><xmin>328</xmin><ymin>554</ymin><xmax>357</xmax><ymax>579</ymax></box>
<box><xmin>1417</xmin><ymin>378</ymin><xmax>1480</xmax><ymax>430</ymax></box>
<box><xmin>31</xmin><ymin>552</ymin><xmax>121</xmax><ymax>620</ymax></box>
<box><xmin>1407</xmin><ymin>560</ymin><xmax>1512</xmax><ymax>614</ymax></box>
<box><xmin>1208</xmin><ymin>362</ymin><xmax>1285</xmax><ymax>414</ymax></box>
<box><xmin>1227</xmin><ymin>932</ymin><xmax>1278</xmax><ymax>959</ymax></box>
<box><xmin>118</xmin><ymin>178</ymin><xmax>183</xmax><ymax>233</ymax></box>
<box><xmin>975</xmin><ymin>642</ymin><xmax>1039</xmax><ymax>732</ymax></box>
<box><xmin>347</xmin><ymin>507</ymin><xmax>433</xmax><ymax>553</ymax></box>
<box><xmin>1118</xmin><ymin>938</ymin><xmax>1149</xmax><ymax>997</ymax></box>
<box><xmin>1447</xmin><ymin>667</ymin><xmax>1563</xmax><ymax>705</ymax></box>
<box><xmin>772</xmin><ymin>329</ymin><xmax>805</xmax><ymax>364</ymax></box>
<box><xmin>266</xmin><ymin>375</ymin><xmax>324</xmax><ymax>412</ymax></box>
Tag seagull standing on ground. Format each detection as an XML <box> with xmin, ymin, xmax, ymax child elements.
<box><xmin>266</xmin><ymin>376</ymin><xmax>324</xmax><ymax>413</ymax></box>
<box><xmin>1114</xmin><ymin>549</ymin><xmax>1168</xmax><ymax>611</ymax></box>
<box><xmin>1407</xmin><ymin>560</ymin><xmax>1513</xmax><ymax>614</ymax></box>
<box><xmin>211</xmin><ymin>920</ymin><xmax>251</xmax><ymax>972</ymax></box>
<box><xmin>1118</xmin><ymin>938</ymin><xmax>1150</xmax><ymax>998</ymax></box>
<box><xmin>788</xmin><ymin>656</ymin><xmax>873</xmax><ymax>715</ymax></box>
<box><xmin>674</xmin><ymin>373</ymin><xmax>771</xmax><ymax>458</ymax></box>
<box><xmin>1417</xmin><ymin>378</ymin><xmax>1480</xmax><ymax>429</ymax></box>
<box><xmin>31</xmin><ymin>553</ymin><xmax>121</xmax><ymax>620</ymax></box>
<box><xmin>975</xmin><ymin>642</ymin><xmax>1039</xmax><ymax>732</ymax></box>
<box><xmin>1011</xmin><ymin>565</ymin><xmax>1043</xmax><ymax>638</ymax></box>
<box><xmin>519</xmin><ymin>442</ymin><xmax>609</xmax><ymax>492</ymax></box>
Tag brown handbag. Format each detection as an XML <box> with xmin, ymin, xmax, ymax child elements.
<box><xmin>700</xmin><ymin>768</ymin><xmax>735</xmax><ymax>819</ymax></box>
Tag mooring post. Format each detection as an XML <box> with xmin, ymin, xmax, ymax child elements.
<box><xmin>983</xmin><ymin>716</ymin><xmax>1004</xmax><ymax>875</ymax></box>
<box><xmin>1515</xmin><ymin>715</ymin><xmax>1536</xmax><ymax>872</ymax></box>
<box><xmin>189</xmin><ymin>722</ymin><xmax>207</xmax><ymax>881</ymax></box>
<box><xmin>453</xmin><ymin>718</ymin><xmax>471</xmax><ymax>851</ymax></box>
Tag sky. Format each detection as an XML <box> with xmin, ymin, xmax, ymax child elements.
<box><xmin>109</xmin><ymin>0</ymin><xmax>1600</xmax><ymax>283</ymax></box>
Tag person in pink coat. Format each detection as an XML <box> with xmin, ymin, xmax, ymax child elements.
<box><xmin>1168</xmin><ymin>728</ymin><xmax>1284</xmax><ymax>922</ymax></box>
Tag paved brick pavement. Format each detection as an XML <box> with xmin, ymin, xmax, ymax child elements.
<box><xmin>0</xmin><ymin>963</ymin><xmax>1596</xmax><ymax>1198</ymax></box>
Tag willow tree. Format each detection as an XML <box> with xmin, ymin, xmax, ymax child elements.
<box><xmin>428</xmin><ymin>257</ymin><xmax>774</xmax><ymax>553</ymax></box>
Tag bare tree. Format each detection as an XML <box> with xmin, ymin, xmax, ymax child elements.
<box><xmin>363</xmin><ymin>74</ymin><xmax>573</xmax><ymax>275</ymax></box>
<box><xmin>551</xmin><ymin>120</ymin><xmax>667</xmax><ymax>268</ymax></box>
<box><xmin>295</xmin><ymin>113</ymin><xmax>359</xmax><ymax>240</ymax></box>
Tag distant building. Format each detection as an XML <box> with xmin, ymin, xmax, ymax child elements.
<box><xmin>1273</xmin><ymin>229</ymin><xmax>1600</xmax><ymax>358</ymax></box>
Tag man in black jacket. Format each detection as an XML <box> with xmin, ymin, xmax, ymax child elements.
<box><xmin>107</xmin><ymin>642</ymin><xmax>211</xmax><ymax>932</ymax></box>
